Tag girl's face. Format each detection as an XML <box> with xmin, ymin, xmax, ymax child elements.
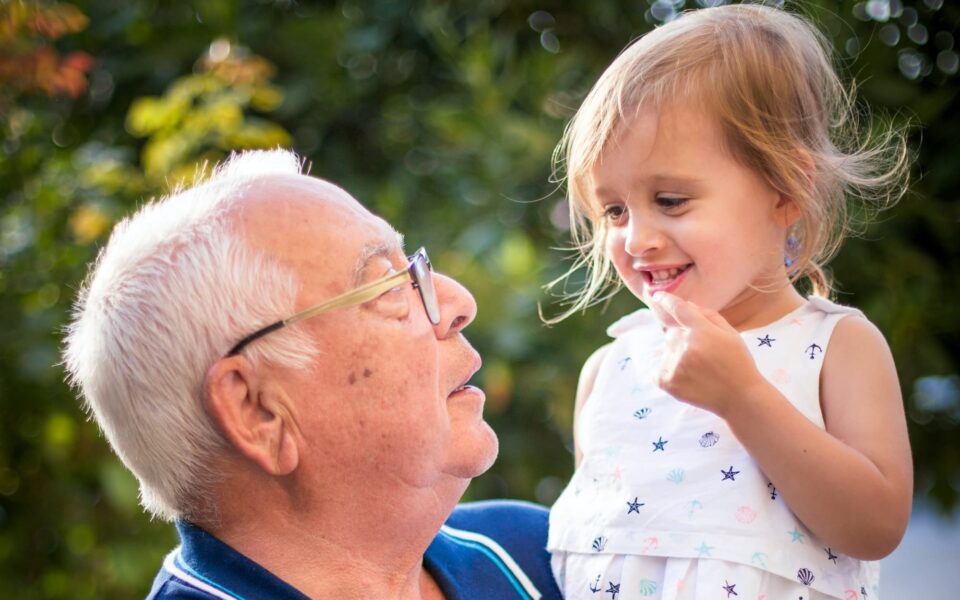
<box><xmin>591</xmin><ymin>103</ymin><xmax>802</xmax><ymax>330</ymax></box>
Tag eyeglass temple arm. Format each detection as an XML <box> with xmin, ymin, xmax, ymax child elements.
<box><xmin>226</xmin><ymin>270</ymin><xmax>412</xmax><ymax>356</ymax></box>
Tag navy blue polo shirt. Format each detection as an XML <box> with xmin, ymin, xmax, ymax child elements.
<box><xmin>147</xmin><ymin>500</ymin><xmax>562</xmax><ymax>599</ymax></box>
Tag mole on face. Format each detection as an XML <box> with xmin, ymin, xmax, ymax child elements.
<box><xmin>348</xmin><ymin>373</ymin><xmax>356</xmax><ymax>385</ymax></box>
<box><xmin>363</xmin><ymin>368</ymin><xmax>373</xmax><ymax>378</ymax></box>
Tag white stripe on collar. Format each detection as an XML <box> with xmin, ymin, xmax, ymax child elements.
<box><xmin>440</xmin><ymin>525</ymin><xmax>542</xmax><ymax>599</ymax></box>
<box><xmin>162</xmin><ymin>549</ymin><xmax>241</xmax><ymax>600</ymax></box>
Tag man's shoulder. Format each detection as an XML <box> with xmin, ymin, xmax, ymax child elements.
<box><xmin>444</xmin><ymin>499</ymin><xmax>550</xmax><ymax>550</ymax></box>
<box><xmin>428</xmin><ymin>500</ymin><xmax>562</xmax><ymax>600</ymax></box>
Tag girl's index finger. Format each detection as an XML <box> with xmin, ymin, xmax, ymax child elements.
<box><xmin>653</xmin><ymin>292</ymin><xmax>711</xmax><ymax>329</ymax></box>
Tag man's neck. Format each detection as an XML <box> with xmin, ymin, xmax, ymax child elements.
<box><xmin>199</xmin><ymin>477</ymin><xmax>467</xmax><ymax>599</ymax></box>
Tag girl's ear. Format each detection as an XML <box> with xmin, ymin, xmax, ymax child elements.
<box><xmin>775</xmin><ymin>195</ymin><xmax>802</xmax><ymax>228</ymax></box>
<box><xmin>203</xmin><ymin>356</ymin><xmax>300</xmax><ymax>476</ymax></box>
<box><xmin>775</xmin><ymin>148</ymin><xmax>815</xmax><ymax>227</ymax></box>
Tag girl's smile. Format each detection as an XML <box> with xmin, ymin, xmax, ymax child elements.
<box><xmin>633</xmin><ymin>262</ymin><xmax>691</xmax><ymax>294</ymax></box>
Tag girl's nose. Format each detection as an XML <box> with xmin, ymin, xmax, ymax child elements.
<box><xmin>624</xmin><ymin>219</ymin><xmax>667</xmax><ymax>257</ymax></box>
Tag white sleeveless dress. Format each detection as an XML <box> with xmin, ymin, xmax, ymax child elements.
<box><xmin>548</xmin><ymin>298</ymin><xmax>880</xmax><ymax>600</ymax></box>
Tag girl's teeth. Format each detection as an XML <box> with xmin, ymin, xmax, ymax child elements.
<box><xmin>650</xmin><ymin>267</ymin><xmax>683</xmax><ymax>283</ymax></box>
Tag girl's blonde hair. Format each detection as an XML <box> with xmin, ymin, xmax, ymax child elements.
<box><xmin>545</xmin><ymin>3</ymin><xmax>909</xmax><ymax>323</ymax></box>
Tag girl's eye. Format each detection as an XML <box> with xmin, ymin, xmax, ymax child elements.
<box><xmin>656</xmin><ymin>195</ymin><xmax>688</xmax><ymax>210</ymax></box>
<box><xmin>602</xmin><ymin>204</ymin><xmax>627</xmax><ymax>223</ymax></box>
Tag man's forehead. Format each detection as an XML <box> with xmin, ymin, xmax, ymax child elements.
<box><xmin>235</xmin><ymin>174</ymin><xmax>404</xmax><ymax>272</ymax></box>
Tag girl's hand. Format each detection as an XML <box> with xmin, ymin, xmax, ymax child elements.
<box><xmin>651</xmin><ymin>292</ymin><xmax>766</xmax><ymax>415</ymax></box>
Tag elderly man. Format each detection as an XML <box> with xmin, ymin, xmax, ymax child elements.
<box><xmin>63</xmin><ymin>150</ymin><xmax>561</xmax><ymax>600</ymax></box>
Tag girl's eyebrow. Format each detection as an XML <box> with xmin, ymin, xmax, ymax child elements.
<box><xmin>594</xmin><ymin>174</ymin><xmax>706</xmax><ymax>200</ymax></box>
<box><xmin>646</xmin><ymin>174</ymin><xmax>706</xmax><ymax>188</ymax></box>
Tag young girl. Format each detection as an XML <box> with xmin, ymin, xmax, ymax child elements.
<box><xmin>546</xmin><ymin>5</ymin><xmax>912</xmax><ymax>600</ymax></box>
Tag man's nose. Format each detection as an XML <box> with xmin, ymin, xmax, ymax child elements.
<box><xmin>624</xmin><ymin>218</ymin><xmax>667</xmax><ymax>257</ymax></box>
<box><xmin>431</xmin><ymin>272</ymin><xmax>477</xmax><ymax>338</ymax></box>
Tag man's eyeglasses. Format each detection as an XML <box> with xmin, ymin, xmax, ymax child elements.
<box><xmin>227</xmin><ymin>247</ymin><xmax>439</xmax><ymax>356</ymax></box>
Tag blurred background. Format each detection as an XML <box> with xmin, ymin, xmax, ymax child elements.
<box><xmin>0</xmin><ymin>0</ymin><xmax>957</xmax><ymax>597</ymax></box>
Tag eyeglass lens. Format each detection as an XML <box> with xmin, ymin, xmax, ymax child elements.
<box><xmin>412</xmin><ymin>250</ymin><xmax>440</xmax><ymax>325</ymax></box>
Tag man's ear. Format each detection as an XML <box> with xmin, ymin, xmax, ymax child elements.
<box><xmin>203</xmin><ymin>356</ymin><xmax>300</xmax><ymax>476</ymax></box>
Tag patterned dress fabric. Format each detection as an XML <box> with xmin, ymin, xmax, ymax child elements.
<box><xmin>548</xmin><ymin>297</ymin><xmax>879</xmax><ymax>600</ymax></box>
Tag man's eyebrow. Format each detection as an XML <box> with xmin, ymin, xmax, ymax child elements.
<box><xmin>352</xmin><ymin>231</ymin><xmax>406</xmax><ymax>285</ymax></box>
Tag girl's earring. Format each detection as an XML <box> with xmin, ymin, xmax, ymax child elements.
<box><xmin>784</xmin><ymin>235</ymin><xmax>800</xmax><ymax>269</ymax></box>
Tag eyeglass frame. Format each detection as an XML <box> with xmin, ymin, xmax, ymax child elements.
<box><xmin>226</xmin><ymin>247</ymin><xmax>439</xmax><ymax>356</ymax></box>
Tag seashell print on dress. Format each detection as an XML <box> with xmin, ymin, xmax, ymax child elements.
<box><xmin>698</xmin><ymin>431</ymin><xmax>720</xmax><ymax>447</ymax></box>
<box><xmin>735</xmin><ymin>506</ymin><xmax>757</xmax><ymax>523</ymax></box>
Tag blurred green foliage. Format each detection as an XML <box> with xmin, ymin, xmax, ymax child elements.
<box><xmin>1</xmin><ymin>0</ymin><xmax>957</xmax><ymax>597</ymax></box>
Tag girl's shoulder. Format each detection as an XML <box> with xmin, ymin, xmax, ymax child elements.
<box><xmin>806</xmin><ymin>295</ymin><xmax>865</xmax><ymax>319</ymax></box>
<box><xmin>605</xmin><ymin>308</ymin><xmax>658</xmax><ymax>338</ymax></box>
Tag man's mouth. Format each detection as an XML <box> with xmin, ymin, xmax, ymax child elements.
<box><xmin>449</xmin><ymin>354</ymin><xmax>483</xmax><ymax>397</ymax></box>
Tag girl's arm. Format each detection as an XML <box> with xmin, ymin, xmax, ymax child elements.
<box><xmin>573</xmin><ymin>344</ymin><xmax>610</xmax><ymax>467</ymax></box>
<box><xmin>654</xmin><ymin>293</ymin><xmax>912</xmax><ymax>560</ymax></box>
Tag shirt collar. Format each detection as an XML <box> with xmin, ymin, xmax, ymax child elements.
<box><xmin>174</xmin><ymin>521</ymin><xmax>309</xmax><ymax>600</ymax></box>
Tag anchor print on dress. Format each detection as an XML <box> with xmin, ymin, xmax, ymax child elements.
<box><xmin>589</xmin><ymin>574</ymin><xmax>602</xmax><ymax>594</ymax></box>
<box><xmin>751</xmin><ymin>551</ymin><xmax>768</xmax><ymax>568</ymax></box>
<box><xmin>767</xmin><ymin>481</ymin><xmax>778</xmax><ymax>499</ymax></box>
<box><xmin>617</xmin><ymin>356</ymin><xmax>632</xmax><ymax>371</ymax></box>
<box><xmin>825</xmin><ymin>547</ymin><xmax>839</xmax><ymax>563</ymax></box>
<box><xmin>805</xmin><ymin>343</ymin><xmax>823</xmax><ymax>359</ymax></box>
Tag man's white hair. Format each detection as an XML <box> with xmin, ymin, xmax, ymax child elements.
<box><xmin>63</xmin><ymin>149</ymin><xmax>318</xmax><ymax>521</ymax></box>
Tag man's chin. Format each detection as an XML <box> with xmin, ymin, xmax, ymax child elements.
<box><xmin>446</xmin><ymin>422</ymin><xmax>499</xmax><ymax>479</ymax></box>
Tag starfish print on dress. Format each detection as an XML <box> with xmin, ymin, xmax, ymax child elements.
<box><xmin>694</xmin><ymin>541</ymin><xmax>714</xmax><ymax>557</ymax></box>
<box><xmin>757</xmin><ymin>334</ymin><xmax>775</xmax><ymax>347</ymax></box>
<box><xmin>788</xmin><ymin>527</ymin><xmax>805</xmax><ymax>543</ymax></box>
<box><xmin>722</xmin><ymin>580</ymin><xmax>738</xmax><ymax>597</ymax></box>
<box><xmin>606</xmin><ymin>581</ymin><xmax>620</xmax><ymax>599</ymax></box>
<box><xmin>825</xmin><ymin>547</ymin><xmax>838</xmax><ymax>563</ymax></box>
<box><xmin>721</xmin><ymin>466</ymin><xmax>740</xmax><ymax>481</ymax></box>
<box><xmin>652</xmin><ymin>436</ymin><xmax>668</xmax><ymax>452</ymax></box>
<box><xmin>626</xmin><ymin>497</ymin><xmax>644</xmax><ymax>514</ymax></box>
